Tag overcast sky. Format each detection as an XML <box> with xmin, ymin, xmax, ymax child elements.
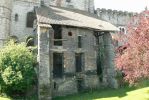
<box><xmin>94</xmin><ymin>0</ymin><xmax>149</xmax><ymax>12</ymax></box>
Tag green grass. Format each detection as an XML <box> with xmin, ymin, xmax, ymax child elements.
<box><xmin>53</xmin><ymin>87</ymin><xmax>149</xmax><ymax>100</ymax></box>
<box><xmin>1</xmin><ymin>86</ymin><xmax>149</xmax><ymax>100</ymax></box>
<box><xmin>0</xmin><ymin>97</ymin><xmax>10</xmax><ymax>100</ymax></box>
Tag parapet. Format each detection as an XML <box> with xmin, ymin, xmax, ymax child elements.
<box><xmin>96</xmin><ymin>8</ymin><xmax>138</xmax><ymax>17</ymax></box>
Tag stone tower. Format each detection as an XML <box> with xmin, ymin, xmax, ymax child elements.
<box><xmin>11</xmin><ymin>0</ymin><xmax>40</xmax><ymax>41</ymax></box>
<box><xmin>44</xmin><ymin>0</ymin><xmax>94</xmax><ymax>13</ymax></box>
<box><xmin>0</xmin><ymin>0</ymin><xmax>13</xmax><ymax>47</ymax></box>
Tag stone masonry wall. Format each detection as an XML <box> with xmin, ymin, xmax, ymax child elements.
<box><xmin>45</xmin><ymin>0</ymin><xmax>94</xmax><ymax>13</ymax></box>
<box><xmin>0</xmin><ymin>0</ymin><xmax>13</xmax><ymax>47</ymax></box>
<box><xmin>96</xmin><ymin>8</ymin><xmax>137</xmax><ymax>27</ymax></box>
<box><xmin>10</xmin><ymin>0</ymin><xmax>95</xmax><ymax>43</ymax></box>
<box><xmin>50</xmin><ymin>26</ymin><xmax>99</xmax><ymax>96</ymax></box>
<box><xmin>11</xmin><ymin>0</ymin><xmax>39</xmax><ymax>42</ymax></box>
<box><xmin>38</xmin><ymin>25</ymin><xmax>53</xmax><ymax>100</ymax></box>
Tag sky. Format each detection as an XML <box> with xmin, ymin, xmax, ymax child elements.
<box><xmin>94</xmin><ymin>0</ymin><xmax>149</xmax><ymax>12</ymax></box>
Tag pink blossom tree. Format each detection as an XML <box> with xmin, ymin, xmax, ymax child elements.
<box><xmin>115</xmin><ymin>10</ymin><xmax>149</xmax><ymax>84</ymax></box>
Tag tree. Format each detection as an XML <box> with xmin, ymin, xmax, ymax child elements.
<box><xmin>0</xmin><ymin>41</ymin><xmax>36</xmax><ymax>96</ymax></box>
<box><xmin>115</xmin><ymin>11</ymin><xmax>149</xmax><ymax>84</ymax></box>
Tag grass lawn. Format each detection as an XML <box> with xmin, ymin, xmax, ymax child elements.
<box><xmin>0</xmin><ymin>97</ymin><xmax>10</xmax><ymax>100</ymax></box>
<box><xmin>0</xmin><ymin>86</ymin><xmax>149</xmax><ymax>100</ymax></box>
<box><xmin>53</xmin><ymin>87</ymin><xmax>149</xmax><ymax>100</ymax></box>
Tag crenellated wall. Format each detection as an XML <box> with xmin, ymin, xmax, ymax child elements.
<box><xmin>96</xmin><ymin>8</ymin><xmax>138</xmax><ymax>27</ymax></box>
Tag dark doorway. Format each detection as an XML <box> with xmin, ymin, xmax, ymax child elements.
<box><xmin>77</xmin><ymin>80</ymin><xmax>84</xmax><ymax>92</ymax></box>
<box><xmin>95</xmin><ymin>36</ymin><xmax>103</xmax><ymax>82</ymax></box>
<box><xmin>53</xmin><ymin>53</ymin><xmax>63</xmax><ymax>78</ymax></box>
<box><xmin>75</xmin><ymin>53</ymin><xmax>84</xmax><ymax>72</ymax></box>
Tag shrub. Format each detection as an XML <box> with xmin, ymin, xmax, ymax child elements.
<box><xmin>0</xmin><ymin>41</ymin><xmax>36</xmax><ymax>96</ymax></box>
<box><xmin>116</xmin><ymin>70</ymin><xmax>129</xmax><ymax>87</ymax></box>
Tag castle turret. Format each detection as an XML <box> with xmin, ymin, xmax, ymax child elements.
<box><xmin>0</xmin><ymin>0</ymin><xmax>13</xmax><ymax>47</ymax></box>
<box><xmin>44</xmin><ymin>0</ymin><xmax>94</xmax><ymax>13</ymax></box>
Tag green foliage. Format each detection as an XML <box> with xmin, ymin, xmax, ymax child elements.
<box><xmin>116</xmin><ymin>70</ymin><xmax>129</xmax><ymax>88</ymax></box>
<box><xmin>0</xmin><ymin>41</ymin><xmax>36</xmax><ymax>96</ymax></box>
<box><xmin>135</xmin><ymin>79</ymin><xmax>149</xmax><ymax>88</ymax></box>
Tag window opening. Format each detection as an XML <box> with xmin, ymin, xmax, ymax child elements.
<box><xmin>15</xmin><ymin>14</ymin><xmax>18</xmax><ymax>21</ymax></box>
<box><xmin>26</xmin><ymin>12</ymin><xmax>36</xmax><ymax>28</ymax></box>
<box><xmin>52</xmin><ymin>25</ymin><xmax>62</xmax><ymax>46</ymax></box>
<box><xmin>75</xmin><ymin>53</ymin><xmax>84</xmax><ymax>72</ymax></box>
<box><xmin>53</xmin><ymin>53</ymin><xmax>63</xmax><ymax>78</ymax></box>
<box><xmin>78</xmin><ymin>36</ymin><xmax>82</xmax><ymax>48</ymax></box>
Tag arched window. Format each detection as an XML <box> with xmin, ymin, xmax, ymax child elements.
<box><xmin>119</xmin><ymin>27</ymin><xmax>126</xmax><ymax>34</ymax></box>
<box><xmin>26</xmin><ymin>12</ymin><xmax>36</xmax><ymax>28</ymax></box>
<box><xmin>15</xmin><ymin>14</ymin><xmax>18</xmax><ymax>21</ymax></box>
<box><xmin>122</xmin><ymin>28</ymin><xmax>125</xmax><ymax>33</ymax></box>
<box><xmin>26</xmin><ymin>36</ymin><xmax>35</xmax><ymax>46</ymax></box>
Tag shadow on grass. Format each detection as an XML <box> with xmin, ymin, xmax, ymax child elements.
<box><xmin>53</xmin><ymin>87</ymin><xmax>137</xmax><ymax>100</ymax></box>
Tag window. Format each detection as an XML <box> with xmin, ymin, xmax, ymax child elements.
<box><xmin>68</xmin><ymin>31</ymin><xmax>72</xmax><ymax>36</ymax></box>
<box><xmin>122</xmin><ymin>28</ymin><xmax>125</xmax><ymax>33</ymax></box>
<box><xmin>78</xmin><ymin>36</ymin><xmax>82</xmax><ymax>48</ymax></box>
<box><xmin>119</xmin><ymin>27</ymin><xmax>126</xmax><ymax>34</ymax></box>
<box><xmin>54</xmin><ymin>82</ymin><xmax>57</xmax><ymax>89</ymax></box>
<box><xmin>26</xmin><ymin>36</ymin><xmax>35</xmax><ymax>46</ymax></box>
<box><xmin>26</xmin><ymin>12</ymin><xmax>36</xmax><ymax>28</ymax></box>
<box><xmin>15</xmin><ymin>14</ymin><xmax>18</xmax><ymax>21</ymax></box>
<box><xmin>52</xmin><ymin>25</ymin><xmax>62</xmax><ymax>46</ymax></box>
<box><xmin>53</xmin><ymin>53</ymin><xmax>63</xmax><ymax>78</ymax></box>
<box><xmin>66</xmin><ymin>0</ymin><xmax>71</xmax><ymax>2</ymax></box>
<box><xmin>75</xmin><ymin>53</ymin><xmax>84</xmax><ymax>72</ymax></box>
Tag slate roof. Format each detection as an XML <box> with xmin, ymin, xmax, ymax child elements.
<box><xmin>36</xmin><ymin>5</ymin><xmax>119</xmax><ymax>31</ymax></box>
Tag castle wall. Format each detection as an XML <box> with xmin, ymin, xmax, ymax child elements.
<box><xmin>45</xmin><ymin>0</ymin><xmax>94</xmax><ymax>13</ymax></box>
<box><xmin>10</xmin><ymin>0</ymin><xmax>95</xmax><ymax>43</ymax></box>
<box><xmin>11</xmin><ymin>0</ymin><xmax>39</xmax><ymax>42</ymax></box>
<box><xmin>96</xmin><ymin>8</ymin><xmax>138</xmax><ymax>47</ymax></box>
<box><xmin>0</xmin><ymin>0</ymin><xmax>13</xmax><ymax>47</ymax></box>
<box><xmin>96</xmin><ymin>8</ymin><xmax>136</xmax><ymax>27</ymax></box>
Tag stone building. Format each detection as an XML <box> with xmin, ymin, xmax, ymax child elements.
<box><xmin>36</xmin><ymin>5</ymin><xmax>118</xmax><ymax>99</ymax></box>
<box><xmin>0</xmin><ymin>0</ymin><xmax>121</xmax><ymax>100</ymax></box>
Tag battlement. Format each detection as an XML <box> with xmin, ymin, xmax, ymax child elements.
<box><xmin>14</xmin><ymin>0</ymin><xmax>40</xmax><ymax>4</ymax></box>
<box><xmin>96</xmin><ymin>8</ymin><xmax>138</xmax><ymax>26</ymax></box>
<box><xmin>97</xmin><ymin>8</ymin><xmax>138</xmax><ymax>17</ymax></box>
